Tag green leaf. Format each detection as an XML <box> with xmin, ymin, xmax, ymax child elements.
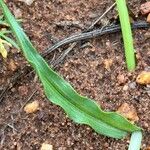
<box><xmin>0</xmin><ymin>19</ymin><xmax>8</xmax><ymax>26</ymax></box>
<box><xmin>0</xmin><ymin>0</ymin><xmax>141</xmax><ymax>139</ymax></box>
<box><xmin>0</xmin><ymin>32</ymin><xmax>19</xmax><ymax>49</ymax></box>
<box><xmin>116</xmin><ymin>0</ymin><xmax>135</xmax><ymax>71</ymax></box>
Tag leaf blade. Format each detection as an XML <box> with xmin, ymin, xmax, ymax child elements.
<box><xmin>0</xmin><ymin>0</ymin><xmax>141</xmax><ymax>139</ymax></box>
<box><xmin>0</xmin><ymin>33</ymin><xmax>19</xmax><ymax>49</ymax></box>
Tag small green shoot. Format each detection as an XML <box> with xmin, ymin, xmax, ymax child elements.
<box><xmin>116</xmin><ymin>0</ymin><xmax>135</xmax><ymax>71</ymax></box>
<box><xmin>128</xmin><ymin>131</ymin><xmax>142</xmax><ymax>150</ymax></box>
<box><xmin>0</xmin><ymin>15</ymin><xmax>19</xmax><ymax>58</ymax></box>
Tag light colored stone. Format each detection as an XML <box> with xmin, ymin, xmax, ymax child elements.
<box><xmin>128</xmin><ymin>82</ymin><xmax>136</xmax><ymax>89</ymax></box>
<box><xmin>8</xmin><ymin>59</ymin><xmax>17</xmax><ymax>72</ymax></box>
<box><xmin>40</xmin><ymin>143</ymin><xmax>53</xmax><ymax>150</ymax></box>
<box><xmin>136</xmin><ymin>71</ymin><xmax>150</xmax><ymax>85</ymax></box>
<box><xmin>18</xmin><ymin>0</ymin><xmax>34</xmax><ymax>6</ymax></box>
<box><xmin>14</xmin><ymin>8</ymin><xmax>22</xmax><ymax>18</ymax></box>
<box><xmin>117</xmin><ymin>103</ymin><xmax>139</xmax><ymax>123</ymax></box>
<box><xmin>103</xmin><ymin>59</ymin><xmax>113</xmax><ymax>71</ymax></box>
<box><xmin>18</xmin><ymin>85</ymin><xmax>28</xmax><ymax>96</ymax></box>
<box><xmin>140</xmin><ymin>2</ymin><xmax>150</xmax><ymax>15</ymax></box>
<box><xmin>117</xmin><ymin>74</ymin><xmax>126</xmax><ymax>84</ymax></box>
<box><xmin>123</xmin><ymin>85</ymin><xmax>128</xmax><ymax>91</ymax></box>
<box><xmin>24</xmin><ymin>100</ymin><xmax>39</xmax><ymax>114</ymax></box>
<box><xmin>147</xmin><ymin>13</ymin><xmax>150</xmax><ymax>23</ymax></box>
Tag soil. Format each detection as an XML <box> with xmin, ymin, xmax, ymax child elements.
<box><xmin>0</xmin><ymin>0</ymin><xmax>150</xmax><ymax>150</ymax></box>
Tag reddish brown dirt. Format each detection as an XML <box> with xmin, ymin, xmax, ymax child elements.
<box><xmin>0</xmin><ymin>0</ymin><xmax>150</xmax><ymax>150</ymax></box>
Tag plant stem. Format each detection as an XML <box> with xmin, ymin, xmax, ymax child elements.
<box><xmin>116</xmin><ymin>0</ymin><xmax>136</xmax><ymax>71</ymax></box>
<box><xmin>128</xmin><ymin>131</ymin><xmax>142</xmax><ymax>150</ymax></box>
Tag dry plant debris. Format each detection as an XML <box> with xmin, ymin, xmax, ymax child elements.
<box><xmin>0</xmin><ymin>38</ymin><xmax>10</xmax><ymax>58</ymax></box>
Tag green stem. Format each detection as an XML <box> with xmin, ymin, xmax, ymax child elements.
<box><xmin>116</xmin><ymin>0</ymin><xmax>136</xmax><ymax>71</ymax></box>
<box><xmin>128</xmin><ymin>131</ymin><xmax>142</xmax><ymax>150</ymax></box>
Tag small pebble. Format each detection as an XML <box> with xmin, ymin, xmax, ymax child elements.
<box><xmin>18</xmin><ymin>0</ymin><xmax>34</xmax><ymax>5</ymax></box>
<box><xmin>24</xmin><ymin>100</ymin><xmax>39</xmax><ymax>114</ymax></box>
<box><xmin>144</xmin><ymin>31</ymin><xmax>150</xmax><ymax>39</ymax></box>
<box><xmin>117</xmin><ymin>102</ymin><xmax>139</xmax><ymax>122</ymax></box>
<box><xmin>128</xmin><ymin>82</ymin><xmax>136</xmax><ymax>89</ymax></box>
<box><xmin>136</xmin><ymin>71</ymin><xmax>150</xmax><ymax>85</ymax></box>
<box><xmin>140</xmin><ymin>2</ymin><xmax>150</xmax><ymax>15</ymax></box>
<box><xmin>123</xmin><ymin>85</ymin><xmax>128</xmax><ymax>91</ymax></box>
<box><xmin>58</xmin><ymin>147</ymin><xmax>66</xmax><ymax>150</ymax></box>
<box><xmin>103</xmin><ymin>59</ymin><xmax>113</xmax><ymax>71</ymax></box>
<box><xmin>40</xmin><ymin>143</ymin><xmax>53</xmax><ymax>150</ymax></box>
<box><xmin>117</xmin><ymin>74</ymin><xmax>126</xmax><ymax>84</ymax></box>
<box><xmin>14</xmin><ymin>8</ymin><xmax>22</xmax><ymax>18</ymax></box>
<box><xmin>147</xmin><ymin>13</ymin><xmax>150</xmax><ymax>23</ymax></box>
<box><xmin>18</xmin><ymin>85</ymin><xmax>28</xmax><ymax>96</ymax></box>
<box><xmin>8</xmin><ymin>59</ymin><xmax>18</xmax><ymax>72</ymax></box>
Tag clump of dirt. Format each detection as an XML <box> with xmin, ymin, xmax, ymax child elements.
<box><xmin>0</xmin><ymin>0</ymin><xmax>150</xmax><ymax>150</ymax></box>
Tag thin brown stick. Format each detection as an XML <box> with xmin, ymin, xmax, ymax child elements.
<box><xmin>51</xmin><ymin>42</ymin><xmax>77</xmax><ymax>67</ymax></box>
<box><xmin>0</xmin><ymin>72</ymin><xmax>24</xmax><ymax>103</ymax></box>
<box><xmin>19</xmin><ymin>89</ymin><xmax>37</xmax><ymax>113</ymax></box>
<box><xmin>88</xmin><ymin>3</ymin><xmax>116</xmax><ymax>30</ymax></box>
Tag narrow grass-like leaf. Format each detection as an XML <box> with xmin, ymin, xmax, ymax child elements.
<box><xmin>0</xmin><ymin>0</ymin><xmax>141</xmax><ymax>139</ymax></box>
<box><xmin>0</xmin><ymin>19</ymin><xmax>8</xmax><ymax>26</ymax></box>
<box><xmin>0</xmin><ymin>32</ymin><xmax>19</xmax><ymax>49</ymax></box>
<box><xmin>0</xmin><ymin>30</ymin><xmax>12</xmax><ymax>34</ymax></box>
<box><xmin>128</xmin><ymin>131</ymin><xmax>142</xmax><ymax>150</ymax></box>
<box><xmin>116</xmin><ymin>0</ymin><xmax>136</xmax><ymax>71</ymax></box>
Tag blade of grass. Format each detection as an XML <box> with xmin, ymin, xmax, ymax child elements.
<box><xmin>0</xmin><ymin>32</ymin><xmax>19</xmax><ymax>49</ymax></box>
<box><xmin>0</xmin><ymin>0</ymin><xmax>141</xmax><ymax>139</ymax></box>
<box><xmin>0</xmin><ymin>19</ymin><xmax>8</xmax><ymax>26</ymax></box>
<box><xmin>0</xmin><ymin>30</ymin><xmax>12</xmax><ymax>34</ymax></box>
<box><xmin>116</xmin><ymin>0</ymin><xmax>135</xmax><ymax>71</ymax></box>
